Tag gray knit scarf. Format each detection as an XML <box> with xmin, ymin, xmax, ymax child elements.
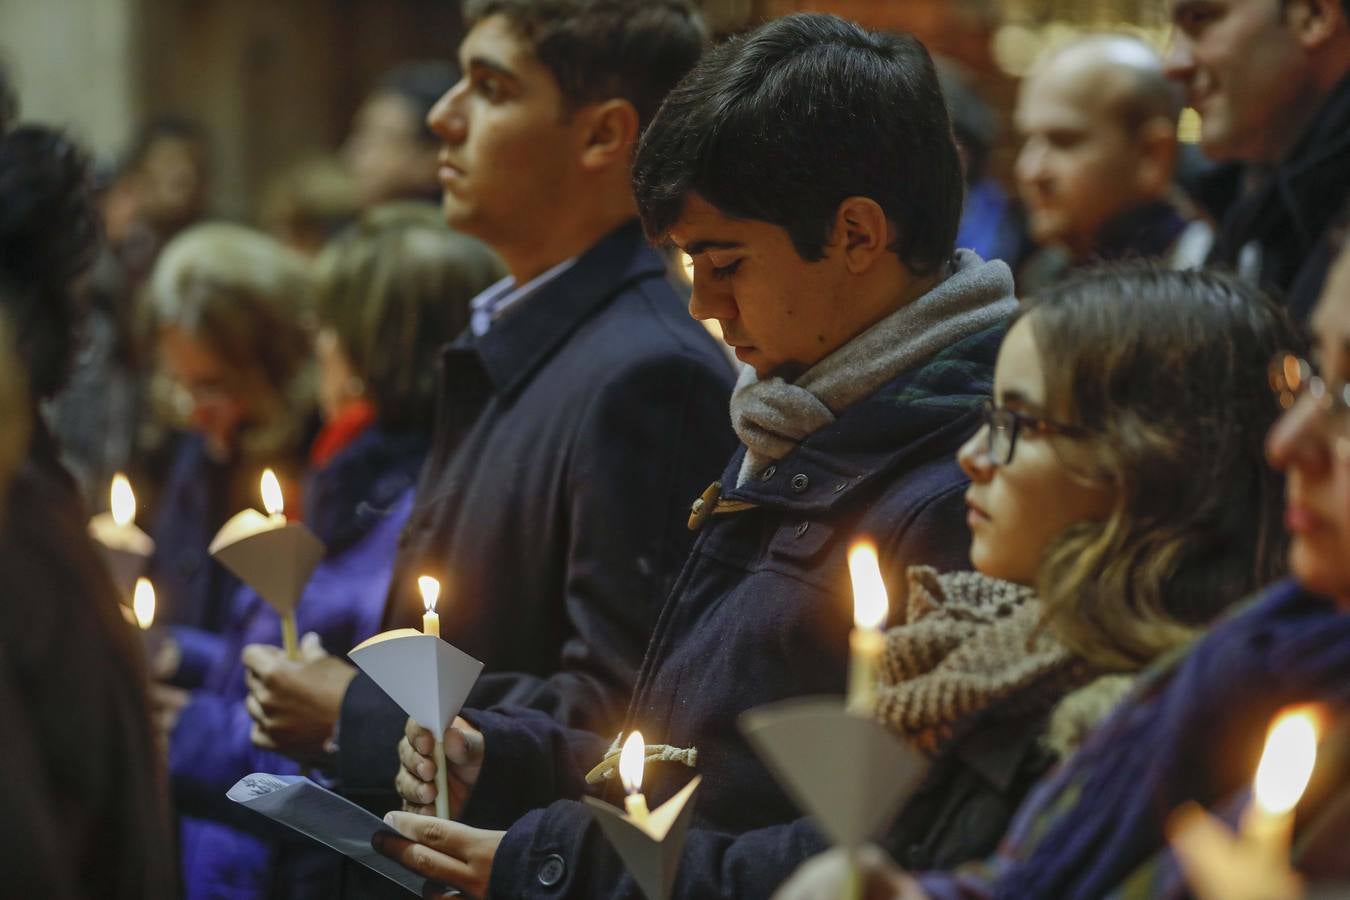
<box><xmin>730</xmin><ymin>250</ymin><xmax>1017</xmax><ymax>486</ymax></box>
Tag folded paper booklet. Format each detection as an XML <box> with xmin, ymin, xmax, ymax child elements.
<box><xmin>227</xmin><ymin>773</ymin><xmax>450</xmax><ymax>897</ymax></box>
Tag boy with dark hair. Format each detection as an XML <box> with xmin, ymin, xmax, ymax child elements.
<box><xmin>242</xmin><ymin>0</ymin><xmax>735</xmax><ymax>872</ymax></box>
<box><xmin>381</xmin><ymin>14</ymin><xmax>1020</xmax><ymax>899</ymax></box>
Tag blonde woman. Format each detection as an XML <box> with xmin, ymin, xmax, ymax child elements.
<box><xmin>143</xmin><ymin>223</ymin><xmax>316</xmax><ymax>646</ymax></box>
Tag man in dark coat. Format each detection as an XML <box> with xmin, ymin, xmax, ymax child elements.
<box><xmin>241</xmin><ymin>0</ymin><xmax>734</xmax><ymax>824</ymax></box>
<box><xmin>1165</xmin><ymin>0</ymin><xmax>1350</xmax><ymax>321</ymax></box>
<box><xmin>376</xmin><ymin>15</ymin><xmax>1020</xmax><ymax>899</ymax></box>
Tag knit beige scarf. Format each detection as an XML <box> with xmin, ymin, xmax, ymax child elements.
<box><xmin>876</xmin><ymin>566</ymin><xmax>1092</xmax><ymax>755</ymax></box>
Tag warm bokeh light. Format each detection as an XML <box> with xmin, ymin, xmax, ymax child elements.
<box><xmin>418</xmin><ymin>575</ymin><xmax>441</xmax><ymax>613</ymax></box>
<box><xmin>110</xmin><ymin>472</ymin><xmax>136</xmax><ymax>526</ymax></box>
<box><xmin>260</xmin><ymin>468</ymin><xmax>284</xmax><ymax>517</ymax></box>
<box><xmin>619</xmin><ymin>730</ymin><xmax>646</xmax><ymax>795</ymax></box>
<box><xmin>848</xmin><ymin>540</ymin><xmax>888</xmax><ymax>630</ymax></box>
<box><xmin>133</xmin><ymin>577</ymin><xmax>156</xmax><ymax>630</ymax></box>
<box><xmin>1254</xmin><ymin>707</ymin><xmax>1319</xmax><ymax>816</ymax></box>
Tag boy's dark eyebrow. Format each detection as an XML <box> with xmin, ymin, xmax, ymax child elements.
<box><xmin>466</xmin><ymin>55</ymin><xmax>520</xmax><ymax>83</ymax></box>
<box><xmin>681</xmin><ymin>240</ymin><xmax>742</xmax><ymax>256</ymax></box>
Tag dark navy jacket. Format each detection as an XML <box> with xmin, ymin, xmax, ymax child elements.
<box><xmin>460</xmin><ymin>325</ymin><xmax>1005</xmax><ymax>899</ymax></box>
<box><xmin>336</xmin><ymin>222</ymin><xmax>737</xmax><ymax>816</ymax></box>
<box><xmin>1209</xmin><ymin>71</ymin><xmax>1350</xmax><ymax>323</ymax></box>
<box><xmin>171</xmin><ymin>426</ymin><xmax>425</xmax><ymax>900</ymax></box>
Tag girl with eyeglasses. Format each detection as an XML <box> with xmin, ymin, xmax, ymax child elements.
<box><xmin>776</xmin><ymin>262</ymin><xmax>1303</xmax><ymax>897</ymax></box>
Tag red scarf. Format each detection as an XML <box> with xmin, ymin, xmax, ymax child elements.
<box><xmin>309</xmin><ymin>400</ymin><xmax>378</xmax><ymax>468</ymax></box>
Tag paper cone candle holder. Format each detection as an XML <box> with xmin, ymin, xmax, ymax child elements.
<box><xmin>348</xmin><ymin>627</ymin><xmax>484</xmax><ymax>818</ymax></box>
<box><xmin>208</xmin><ymin>469</ymin><xmax>323</xmax><ymax>659</ymax></box>
<box><xmin>740</xmin><ymin>698</ymin><xmax>929</xmax><ymax>849</ymax></box>
<box><xmin>88</xmin><ymin>473</ymin><xmax>155</xmax><ymax>598</ymax></box>
<box><xmin>583</xmin><ymin>730</ymin><xmax>701</xmax><ymax>900</ymax></box>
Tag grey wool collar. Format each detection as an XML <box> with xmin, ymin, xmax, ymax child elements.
<box><xmin>731</xmin><ymin>250</ymin><xmax>1017</xmax><ymax>486</ymax></box>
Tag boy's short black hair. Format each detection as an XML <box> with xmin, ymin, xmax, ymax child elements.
<box><xmin>633</xmin><ymin>13</ymin><xmax>964</xmax><ymax>276</ymax></box>
<box><xmin>463</xmin><ymin>0</ymin><xmax>706</xmax><ymax>128</ymax></box>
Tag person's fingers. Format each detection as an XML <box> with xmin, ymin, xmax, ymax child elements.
<box><xmin>300</xmin><ymin>631</ymin><xmax>325</xmax><ymax>662</ymax></box>
<box><xmin>405</xmin><ymin>717</ymin><xmax>435</xmax><ymax>756</ymax></box>
<box><xmin>372</xmin><ymin>824</ymin><xmax>476</xmax><ymax>886</ymax></box>
<box><xmin>399</xmin><ymin>736</ymin><xmax>437</xmax><ymax>782</ymax></box>
<box><xmin>241</xmin><ymin>643</ymin><xmax>279</xmax><ymax>677</ymax></box>
<box><xmin>443</xmin><ymin>722</ymin><xmax>482</xmax><ymax>766</ymax></box>
<box><xmin>245</xmin><ymin>692</ymin><xmax>270</xmax><ymax>727</ymax></box>
<box><xmin>250</xmin><ymin>723</ymin><xmax>278</xmax><ymax>750</ymax></box>
<box><xmin>401</xmin><ymin>799</ymin><xmax>436</xmax><ymax>816</ymax></box>
<box><xmin>396</xmin><ymin>766</ymin><xmax>438</xmax><ymax>807</ymax></box>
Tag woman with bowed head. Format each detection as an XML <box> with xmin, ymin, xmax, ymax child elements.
<box><xmin>163</xmin><ymin>203</ymin><xmax>502</xmax><ymax>900</ymax></box>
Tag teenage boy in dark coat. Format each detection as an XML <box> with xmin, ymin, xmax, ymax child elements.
<box><xmin>1165</xmin><ymin>0</ymin><xmax>1350</xmax><ymax>321</ymax></box>
<box><xmin>241</xmin><ymin>0</ymin><xmax>735</xmax><ymax>819</ymax></box>
<box><xmin>379</xmin><ymin>14</ymin><xmax>1018</xmax><ymax>899</ymax></box>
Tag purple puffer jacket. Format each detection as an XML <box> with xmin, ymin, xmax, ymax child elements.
<box><xmin>169</xmin><ymin>426</ymin><xmax>424</xmax><ymax>900</ymax></box>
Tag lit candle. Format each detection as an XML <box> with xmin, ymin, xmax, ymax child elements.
<box><xmin>419</xmin><ymin>576</ymin><xmax>441</xmax><ymax>638</ymax></box>
<box><xmin>260</xmin><ymin>469</ymin><xmax>286</xmax><ymax>524</ymax></box>
<box><xmin>1242</xmin><ymin>706</ymin><xmax>1319</xmax><ymax>862</ymax></box>
<box><xmin>133</xmin><ymin>577</ymin><xmax>156</xmax><ymax>630</ymax></box>
<box><xmin>88</xmin><ymin>473</ymin><xmax>155</xmax><ymax>597</ymax></box>
<box><xmin>619</xmin><ymin>730</ymin><xmax>650</xmax><ymax>825</ymax></box>
<box><xmin>259</xmin><ymin>470</ymin><xmax>299</xmax><ymax>659</ymax></box>
<box><xmin>846</xmin><ymin>540</ymin><xmax>888</xmax><ymax>715</ymax></box>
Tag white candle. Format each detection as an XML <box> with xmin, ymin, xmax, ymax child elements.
<box><xmin>132</xmin><ymin>577</ymin><xmax>156</xmax><ymax>630</ymax></box>
<box><xmin>620</xmin><ymin>730</ymin><xmax>650</xmax><ymax>825</ymax></box>
<box><xmin>846</xmin><ymin>540</ymin><xmax>888</xmax><ymax>715</ymax></box>
<box><xmin>1242</xmin><ymin>706</ymin><xmax>1319</xmax><ymax>862</ymax></box>
<box><xmin>419</xmin><ymin>576</ymin><xmax>441</xmax><ymax>638</ymax></box>
<box><xmin>259</xmin><ymin>469</ymin><xmax>299</xmax><ymax>658</ymax></box>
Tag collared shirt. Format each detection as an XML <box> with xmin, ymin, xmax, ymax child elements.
<box><xmin>468</xmin><ymin>257</ymin><xmax>578</xmax><ymax>337</ymax></box>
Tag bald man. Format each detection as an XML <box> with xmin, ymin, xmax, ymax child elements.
<box><xmin>1014</xmin><ymin>35</ymin><xmax>1210</xmax><ymax>289</ymax></box>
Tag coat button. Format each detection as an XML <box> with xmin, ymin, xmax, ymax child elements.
<box><xmin>537</xmin><ymin>853</ymin><xmax>566</xmax><ymax>887</ymax></box>
<box><xmin>760</xmin><ymin>464</ymin><xmax>777</xmax><ymax>481</ymax></box>
<box><xmin>790</xmin><ymin>473</ymin><xmax>810</xmax><ymax>493</ymax></box>
<box><xmin>795</xmin><ymin>521</ymin><xmax>810</xmax><ymax>538</ymax></box>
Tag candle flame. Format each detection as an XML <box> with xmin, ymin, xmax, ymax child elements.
<box><xmin>110</xmin><ymin>472</ymin><xmax>136</xmax><ymax>526</ymax></box>
<box><xmin>133</xmin><ymin>577</ymin><xmax>156</xmax><ymax>630</ymax></box>
<box><xmin>260</xmin><ymin>469</ymin><xmax>284</xmax><ymax>517</ymax></box>
<box><xmin>619</xmin><ymin>730</ymin><xmax>645</xmax><ymax>795</ymax></box>
<box><xmin>848</xmin><ymin>540</ymin><xmax>888</xmax><ymax>630</ymax></box>
<box><xmin>1254</xmin><ymin>706</ymin><xmax>1319</xmax><ymax>816</ymax></box>
<box><xmin>418</xmin><ymin>575</ymin><xmax>441</xmax><ymax>613</ymax></box>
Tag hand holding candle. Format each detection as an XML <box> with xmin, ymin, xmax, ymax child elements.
<box><xmin>1169</xmin><ymin>705</ymin><xmax>1320</xmax><ymax>900</ymax></box>
<box><xmin>209</xmin><ymin>469</ymin><xmax>325</xmax><ymax>661</ymax></box>
<box><xmin>846</xmin><ymin>541</ymin><xmax>888</xmax><ymax>715</ymax></box>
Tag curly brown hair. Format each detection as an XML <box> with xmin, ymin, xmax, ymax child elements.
<box><xmin>1023</xmin><ymin>264</ymin><xmax>1297</xmax><ymax>670</ymax></box>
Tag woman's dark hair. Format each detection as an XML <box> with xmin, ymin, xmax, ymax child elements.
<box><xmin>464</xmin><ymin>0</ymin><xmax>706</xmax><ymax>129</ymax></box>
<box><xmin>633</xmin><ymin>12</ymin><xmax>963</xmax><ymax>276</ymax></box>
<box><xmin>313</xmin><ymin>203</ymin><xmax>504</xmax><ymax>429</ymax></box>
<box><xmin>1021</xmin><ymin>264</ymin><xmax>1296</xmax><ymax>670</ymax></box>
<box><xmin>0</xmin><ymin>126</ymin><xmax>98</xmax><ymax>399</ymax></box>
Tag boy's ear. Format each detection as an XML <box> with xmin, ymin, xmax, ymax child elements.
<box><xmin>833</xmin><ymin>196</ymin><xmax>890</xmax><ymax>274</ymax></box>
<box><xmin>578</xmin><ymin>99</ymin><xmax>640</xmax><ymax>172</ymax></box>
